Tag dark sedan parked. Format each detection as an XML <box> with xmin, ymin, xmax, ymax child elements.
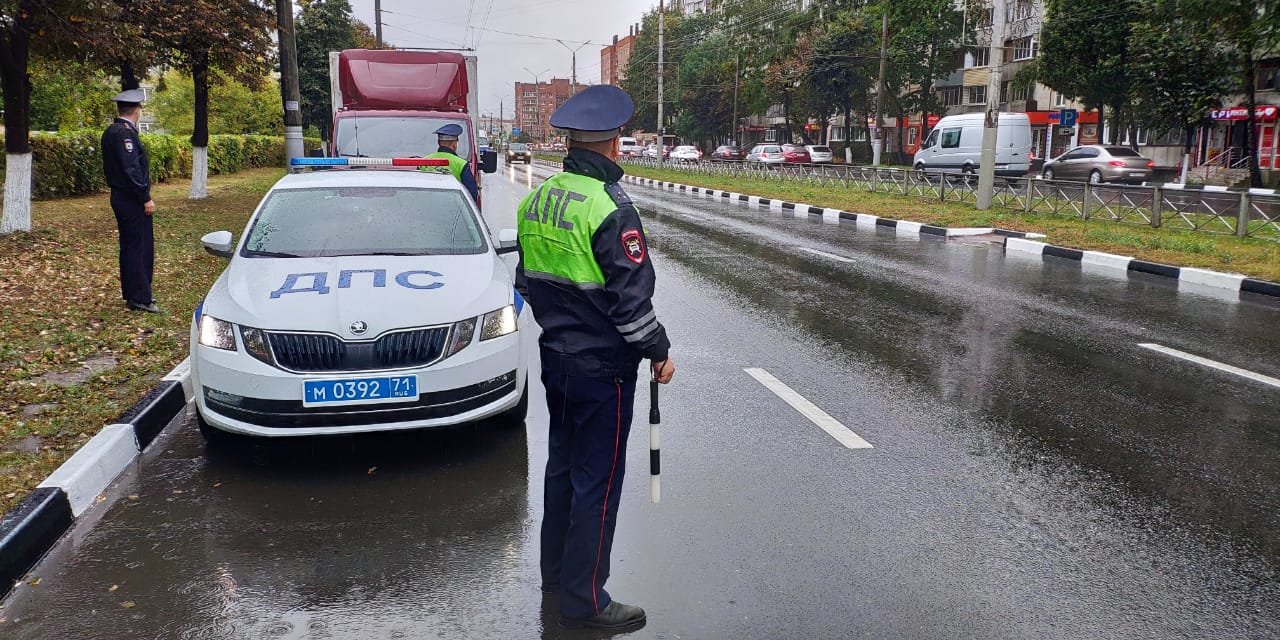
<box><xmin>711</xmin><ymin>145</ymin><xmax>746</xmax><ymax>162</ymax></box>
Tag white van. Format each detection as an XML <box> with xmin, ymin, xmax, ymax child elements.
<box><xmin>618</xmin><ymin>136</ymin><xmax>642</xmax><ymax>158</ymax></box>
<box><xmin>913</xmin><ymin>112</ymin><xmax>1032</xmax><ymax>178</ymax></box>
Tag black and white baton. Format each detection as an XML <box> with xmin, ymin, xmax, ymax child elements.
<box><xmin>649</xmin><ymin>378</ymin><xmax>661</xmax><ymax>504</ymax></box>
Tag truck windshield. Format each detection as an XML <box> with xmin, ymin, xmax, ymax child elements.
<box><xmin>334</xmin><ymin>116</ymin><xmax>472</xmax><ymax>159</ymax></box>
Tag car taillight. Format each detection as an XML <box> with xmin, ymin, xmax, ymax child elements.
<box><xmin>1109</xmin><ymin>160</ymin><xmax>1125</xmax><ymax>167</ymax></box>
<box><xmin>1146</xmin><ymin>161</ymin><xmax>1155</xmax><ymax>168</ymax></box>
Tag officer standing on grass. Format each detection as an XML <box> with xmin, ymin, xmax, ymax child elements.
<box><xmin>516</xmin><ymin>84</ymin><xmax>676</xmax><ymax>632</ymax></box>
<box><xmin>425</xmin><ymin>123</ymin><xmax>480</xmax><ymax>205</ymax></box>
<box><xmin>102</xmin><ymin>89</ymin><xmax>160</xmax><ymax>313</ymax></box>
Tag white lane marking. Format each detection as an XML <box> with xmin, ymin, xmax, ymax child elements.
<box><xmin>744</xmin><ymin>368</ymin><xmax>874</xmax><ymax>449</ymax></box>
<box><xmin>797</xmin><ymin>247</ymin><xmax>856</xmax><ymax>263</ymax></box>
<box><xmin>1139</xmin><ymin>343</ymin><xmax>1280</xmax><ymax>389</ymax></box>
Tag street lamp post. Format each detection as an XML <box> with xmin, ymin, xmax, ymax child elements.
<box><xmin>524</xmin><ymin>67</ymin><xmax>551</xmax><ymax>142</ymax></box>
<box><xmin>556</xmin><ymin>39</ymin><xmax>589</xmax><ymax>96</ymax></box>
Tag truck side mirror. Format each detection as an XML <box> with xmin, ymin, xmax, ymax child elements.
<box><xmin>481</xmin><ymin>150</ymin><xmax>498</xmax><ymax>174</ymax></box>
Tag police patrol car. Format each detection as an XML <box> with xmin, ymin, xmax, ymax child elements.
<box><xmin>190</xmin><ymin>157</ymin><xmax>528</xmax><ymax>440</ymax></box>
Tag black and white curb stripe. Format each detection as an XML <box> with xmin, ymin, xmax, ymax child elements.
<box><xmin>619</xmin><ymin>174</ymin><xmax>1045</xmax><ymax>241</ymax></box>
<box><xmin>1006</xmin><ymin>238</ymin><xmax>1280</xmax><ymax>300</ymax></box>
<box><xmin>619</xmin><ymin>174</ymin><xmax>1280</xmax><ymax>301</ymax></box>
<box><xmin>0</xmin><ymin>359</ymin><xmax>191</xmax><ymax>598</ymax></box>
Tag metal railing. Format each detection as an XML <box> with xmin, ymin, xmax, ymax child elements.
<box><xmin>617</xmin><ymin>157</ymin><xmax>1280</xmax><ymax>241</ymax></box>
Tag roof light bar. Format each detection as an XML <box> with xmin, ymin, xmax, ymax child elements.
<box><xmin>289</xmin><ymin>157</ymin><xmax>451</xmax><ymax>168</ymax></box>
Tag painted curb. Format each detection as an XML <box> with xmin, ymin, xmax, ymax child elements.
<box><xmin>617</xmin><ymin>173</ymin><xmax>1280</xmax><ymax>302</ymax></box>
<box><xmin>0</xmin><ymin>358</ymin><xmax>192</xmax><ymax>599</ymax></box>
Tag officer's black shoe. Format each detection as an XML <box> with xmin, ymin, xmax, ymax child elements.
<box><xmin>559</xmin><ymin>601</ymin><xmax>646</xmax><ymax>630</ymax></box>
<box><xmin>127</xmin><ymin>301</ymin><xmax>162</xmax><ymax>313</ymax></box>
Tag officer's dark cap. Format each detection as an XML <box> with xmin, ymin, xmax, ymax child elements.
<box><xmin>434</xmin><ymin>123</ymin><xmax>464</xmax><ymax>141</ymax></box>
<box><xmin>550</xmin><ymin>85</ymin><xmax>634</xmax><ymax>143</ymax></box>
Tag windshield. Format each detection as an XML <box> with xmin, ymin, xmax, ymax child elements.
<box><xmin>242</xmin><ymin>186</ymin><xmax>486</xmax><ymax>258</ymax></box>
<box><xmin>509</xmin><ymin>143</ymin><xmax>528</xmax><ymax>151</ymax></box>
<box><xmin>478</xmin><ymin>136</ymin><xmax>489</xmax><ymax>147</ymax></box>
<box><xmin>334</xmin><ymin>116</ymin><xmax>472</xmax><ymax>159</ymax></box>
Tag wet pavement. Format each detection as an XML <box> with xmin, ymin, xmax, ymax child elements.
<box><xmin>3</xmin><ymin>160</ymin><xmax>1278</xmax><ymax>639</ymax></box>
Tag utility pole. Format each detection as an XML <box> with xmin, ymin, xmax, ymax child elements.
<box><xmin>732</xmin><ymin>51</ymin><xmax>739</xmax><ymax>145</ymax></box>
<box><xmin>557</xmin><ymin>40</ymin><xmax>588</xmax><ymax>95</ymax></box>
<box><xmin>872</xmin><ymin>9</ymin><xmax>888</xmax><ymax>166</ymax></box>
<box><xmin>976</xmin><ymin>0</ymin><xmax>1006</xmax><ymax>210</ymax></box>
<box><xmin>276</xmin><ymin>0</ymin><xmax>304</xmax><ymax>164</ymax></box>
<box><xmin>374</xmin><ymin>0</ymin><xmax>383</xmax><ymax>48</ymax></box>
<box><xmin>657</xmin><ymin>0</ymin><xmax>665</xmax><ymax>166</ymax></box>
<box><xmin>499</xmin><ymin>100</ymin><xmax>504</xmax><ymax>144</ymax></box>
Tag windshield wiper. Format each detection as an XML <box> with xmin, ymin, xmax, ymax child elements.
<box><xmin>334</xmin><ymin>251</ymin><xmax>423</xmax><ymax>257</ymax></box>
<box><xmin>247</xmin><ymin>250</ymin><xmax>303</xmax><ymax>258</ymax></box>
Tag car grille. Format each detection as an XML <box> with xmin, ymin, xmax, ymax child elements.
<box><xmin>266</xmin><ymin>327</ymin><xmax>450</xmax><ymax>372</ymax></box>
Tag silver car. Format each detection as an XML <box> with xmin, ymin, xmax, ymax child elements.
<box><xmin>746</xmin><ymin>144</ymin><xmax>784</xmax><ymax>166</ymax></box>
<box><xmin>805</xmin><ymin>145</ymin><xmax>833</xmax><ymax>164</ymax></box>
<box><xmin>1042</xmin><ymin>145</ymin><xmax>1155</xmax><ymax>184</ymax></box>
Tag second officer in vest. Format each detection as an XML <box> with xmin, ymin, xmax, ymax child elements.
<box><xmin>517</xmin><ymin>84</ymin><xmax>675</xmax><ymax>631</ymax></box>
<box><xmin>426</xmin><ymin>123</ymin><xmax>480</xmax><ymax>204</ymax></box>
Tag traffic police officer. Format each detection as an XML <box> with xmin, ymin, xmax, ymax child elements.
<box><xmin>425</xmin><ymin>123</ymin><xmax>480</xmax><ymax>204</ymax></box>
<box><xmin>102</xmin><ymin>89</ymin><xmax>160</xmax><ymax>313</ymax></box>
<box><xmin>516</xmin><ymin>84</ymin><xmax>675</xmax><ymax>631</ymax></box>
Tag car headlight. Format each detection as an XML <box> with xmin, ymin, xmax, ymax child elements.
<box><xmin>480</xmin><ymin>305</ymin><xmax>518</xmax><ymax>341</ymax></box>
<box><xmin>446</xmin><ymin>317</ymin><xmax>477</xmax><ymax>357</ymax></box>
<box><xmin>199</xmin><ymin>316</ymin><xmax>237</xmax><ymax>351</ymax></box>
<box><xmin>240</xmin><ymin>326</ymin><xmax>273</xmax><ymax>364</ymax></box>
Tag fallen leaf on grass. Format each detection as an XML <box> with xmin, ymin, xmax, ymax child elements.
<box><xmin>109</xmin><ymin>584</ymin><xmax>119</xmax><ymax>592</ymax></box>
<box><xmin>213</xmin><ymin>482</ymin><xmax>222</xmax><ymax>488</ymax></box>
<box><xmin>127</xmin><ymin>495</ymin><xmax>139</xmax><ymax>501</ymax></box>
<box><xmin>121</xmin><ymin>601</ymin><xmax>136</xmax><ymax>609</ymax></box>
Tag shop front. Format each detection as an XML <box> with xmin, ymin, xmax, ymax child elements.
<box><xmin>1206</xmin><ymin>105</ymin><xmax>1279</xmax><ymax>169</ymax></box>
<box><xmin>1026</xmin><ymin>110</ymin><xmax>1101</xmax><ymax>160</ymax></box>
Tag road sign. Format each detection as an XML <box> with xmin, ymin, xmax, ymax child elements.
<box><xmin>1059</xmin><ymin>108</ymin><xmax>1078</xmax><ymax>128</ymax></box>
<box><xmin>511</xmin><ymin>127</ymin><xmax>522</xmax><ymax>135</ymax></box>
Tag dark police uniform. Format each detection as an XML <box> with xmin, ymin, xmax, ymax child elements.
<box><xmin>425</xmin><ymin>123</ymin><xmax>480</xmax><ymax>204</ymax></box>
<box><xmin>102</xmin><ymin>93</ymin><xmax>155</xmax><ymax>310</ymax></box>
<box><xmin>516</xmin><ymin>85</ymin><xmax>668</xmax><ymax>630</ymax></box>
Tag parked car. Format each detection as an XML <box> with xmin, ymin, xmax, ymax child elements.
<box><xmin>781</xmin><ymin>144</ymin><xmax>811</xmax><ymax>164</ymax></box>
<box><xmin>746</xmin><ymin>144</ymin><xmax>784</xmax><ymax>166</ymax></box>
<box><xmin>619</xmin><ymin>136</ymin><xmax>643</xmax><ymax>158</ymax></box>
<box><xmin>670</xmin><ymin>145</ymin><xmax>702</xmax><ymax>162</ymax></box>
<box><xmin>710</xmin><ymin>145</ymin><xmax>746</xmax><ymax>162</ymax></box>
<box><xmin>805</xmin><ymin>145</ymin><xmax>833</xmax><ymax>164</ymax></box>
<box><xmin>642</xmin><ymin>144</ymin><xmax>672</xmax><ymax>159</ymax></box>
<box><xmin>912</xmin><ymin>112</ymin><xmax>1033</xmax><ymax>178</ymax></box>
<box><xmin>505</xmin><ymin>142</ymin><xmax>530</xmax><ymax>164</ymax></box>
<box><xmin>1041</xmin><ymin>145</ymin><xmax>1155</xmax><ymax>184</ymax></box>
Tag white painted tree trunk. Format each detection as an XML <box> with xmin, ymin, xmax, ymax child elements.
<box><xmin>1</xmin><ymin>153</ymin><xmax>33</xmax><ymax>234</ymax></box>
<box><xmin>189</xmin><ymin>146</ymin><xmax>209</xmax><ymax>200</ymax></box>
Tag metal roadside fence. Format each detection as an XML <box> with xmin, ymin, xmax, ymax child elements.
<box><xmin>619</xmin><ymin>157</ymin><xmax>1280</xmax><ymax>241</ymax></box>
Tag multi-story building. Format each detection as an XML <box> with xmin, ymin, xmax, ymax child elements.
<box><xmin>513</xmin><ymin>78</ymin><xmax>591</xmax><ymax>141</ymax></box>
<box><xmin>601</xmin><ymin>26</ymin><xmax>638</xmax><ymax>86</ymax></box>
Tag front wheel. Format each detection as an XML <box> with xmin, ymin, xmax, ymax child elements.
<box><xmin>197</xmin><ymin>411</ymin><xmax>242</xmax><ymax>447</ymax></box>
<box><xmin>1089</xmin><ymin>170</ymin><xmax>1103</xmax><ymax>185</ymax></box>
<box><xmin>1043</xmin><ymin>168</ymin><xmax>1056</xmax><ymax>181</ymax></box>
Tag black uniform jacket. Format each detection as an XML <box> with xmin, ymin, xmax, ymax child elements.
<box><xmin>102</xmin><ymin>118</ymin><xmax>151</xmax><ymax>203</ymax></box>
<box><xmin>517</xmin><ymin>149</ymin><xmax>671</xmax><ymax>378</ymax></box>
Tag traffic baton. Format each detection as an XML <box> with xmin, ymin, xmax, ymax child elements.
<box><xmin>649</xmin><ymin>378</ymin><xmax>661</xmax><ymax>504</ymax></box>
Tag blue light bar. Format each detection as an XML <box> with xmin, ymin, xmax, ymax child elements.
<box><xmin>289</xmin><ymin>157</ymin><xmax>451</xmax><ymax>168</ymax></box>
<box><xmin>291</xmin><ymin>157</ymin><xmax>349</xmax><ymax>166</ymax></box>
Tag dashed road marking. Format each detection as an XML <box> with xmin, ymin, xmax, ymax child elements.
<box><xmin>1139</xmin><ymin>343</ymin><xmax>1280</xmax><ymax>389</ymax></box>
<box><xmin>797</xmin><ymin>247</ymin><xmax>856</xmax><ymax>263</ymax></box>
<box><xmin>744</xmin><ymin>368</ymin><xmax>873</xmax><ymax>449</ymax></box>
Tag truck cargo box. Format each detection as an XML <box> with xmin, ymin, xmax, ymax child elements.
<box><xmin>338</xmin><ymin>50</ymin><xmax>469</xmax><ymax>111</ymax></box>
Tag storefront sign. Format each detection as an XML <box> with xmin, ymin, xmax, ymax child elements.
<box><xmin>1210</xmin><ymin>106</ymin><xmax>1279</xmax><ymax>121</ymax></box>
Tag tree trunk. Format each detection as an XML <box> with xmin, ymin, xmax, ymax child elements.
<box><xmin>1243</xmin><ymin>52</ymin><xmax>1262</xmax><ymax>188</ymax></box>
<box><xmin>190</xmin><ymin>52</ymin><xmax>210</xmax><ymax>200</ymax></box>
<box><xmin>0</xmin><ymin>2</ymin><xmax>34</xmax><ymax>234</ymax></box>
<box><xmin>1108</xmin><ymin>103</ymin><xmax>1123</xmax><ymax>145</ymax></box>
<box><xmin>120</xmin><ymin>60</ymin><xmax>139</xmax><ymax>91</ymax></box>
<box><xmin>843</xmin><ymin>103</ymin><xmax>852</xmax><ymax>163</ymax></box>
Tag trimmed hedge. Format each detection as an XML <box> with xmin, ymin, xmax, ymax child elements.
<box><xmin>1</xmin><ymin>131</ymin><xmax>321</xmax><ymax>200</ymax></box>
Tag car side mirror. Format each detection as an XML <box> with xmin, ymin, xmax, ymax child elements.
<box><xmin>495</xmin><ymin>228</ymin><xmax>518</xmax><ymax>255</ymax></box>
<box><xmin>481</xmin><ymin>150</ymin><xmax>498</xmax><ymax>174</ymax></box>
<box><xmin>201</xmin><ymin>230</ymin><xmax>234</xmax><ymax>259</ymax></box>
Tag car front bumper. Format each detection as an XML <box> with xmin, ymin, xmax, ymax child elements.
<box><xmin>191</xmin><ymin>331</ymin><xmax>526</xmax><ymax>437</ymax></box>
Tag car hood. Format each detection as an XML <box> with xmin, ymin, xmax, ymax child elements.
<box><xmin>203</xmin><ymin>254</ymin><xmax>511</xmax><ymax>335</ymax></box>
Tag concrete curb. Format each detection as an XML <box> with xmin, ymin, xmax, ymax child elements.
<box><xmin>619</xmin><ymin>174</ymin><xmax>1280</xmax><ymax>302</ymax></box>
<box><xmin>0</xmin><ymin>358</ymin><xmax>192</xmax><ymax>598</ymax></box>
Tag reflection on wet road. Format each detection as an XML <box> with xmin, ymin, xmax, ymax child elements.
<box><xmin>3</xmin><ymin>160</ymin><xmax>1277</xmax><ymax>639</ymax></box>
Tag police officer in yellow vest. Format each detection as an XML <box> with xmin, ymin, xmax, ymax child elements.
<box><xmin>425</xmin><ymin>123</ymin><xmax>480</xmax><ymax>204</ymax></box>
<box><xmin>516</xmin><ymin>84</ymin><xmax>675</xmax><ymax>631</ymax></box>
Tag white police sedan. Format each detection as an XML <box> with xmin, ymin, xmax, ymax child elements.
<box><xmin>190</xmin><ymin>158</ymin><xmax>528</xmax><ymax>440</ymax></box>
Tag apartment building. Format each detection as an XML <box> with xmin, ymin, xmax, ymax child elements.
<box><xmin>601</xmin><ymin>26</ymin><xmax>639</xmax><ymax>86</ymax></box>
<box><xmin>512</xmin><ymin>78</ymin><xmax>590</xmax><ymax>141</ymax></box>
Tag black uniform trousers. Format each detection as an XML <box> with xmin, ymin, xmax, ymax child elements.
<box><xmin>540</xmin><ymin>363</ymin><xmax>636</xmax><ymax>620</ymax></box>
<box><xmin>110</xmin><ymin>190</ymin><xmax>154</xmax><ymax>306</ymax></box>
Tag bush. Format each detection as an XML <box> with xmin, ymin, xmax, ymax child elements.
<box><xmin>0</xmin><ymin>131</ymin><xmax>322</xmax><ymax>200</ymax></box>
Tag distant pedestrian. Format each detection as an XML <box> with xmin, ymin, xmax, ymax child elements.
<box><xmin>102</xmin><ymin>89</ymin><xmax>159</xmax><ymax>313</ymax></box>
<box><xmin>516</xmin><ymin>84</ymin><xmax>675</xmax><ymax>631</ymax></box>
<box><xmin>425</xmin><ymin>123</ymin><xmax>480</xmax><ymax>204</ymax></box>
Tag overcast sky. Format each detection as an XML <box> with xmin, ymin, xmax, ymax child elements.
<box><xmin>348</xmin><ymin>0</ymin><xmax>657</xmax><ymax>120</ymax></box>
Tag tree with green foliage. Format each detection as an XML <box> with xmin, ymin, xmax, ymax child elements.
<box><xmin>153</xmin><ymin>70</ymin><xmax>283</xmax><ymax>136</ymax></box>
<box><xmin>29</xmin><ymin>60</ymin><xmax>118</xmax><ymax>132</ymax></box>
<box><xmin>887</xmin><ymin>0</ymin><xmax>962</xmax><ymax>141</ymax></box>
<box><xmin>1037</xmin><ymin>0</ymin><xmax>1137</xmax><ymax>144</ymax></box>
<box><xmin>675</xmin><ymin>34</ymin><xmax>735</xmax><ymax>147</ymax></box>
<box><xmin>295</xmin><ymin>0</ymin><xmax>387</xmax><ymax>141</ymax></box>
<box><xmin>807</xmin><ymin>4</ymin><xmax>879</xmax><ymax>157</ymax></box>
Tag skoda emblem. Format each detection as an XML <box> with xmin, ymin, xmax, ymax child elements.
<box><xmin>349</xmin><ymin>320</ymin><xmax>368</xmax><ymax>336</ymax></box>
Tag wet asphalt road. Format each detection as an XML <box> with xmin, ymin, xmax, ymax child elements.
<box><xmin>3</xmin><ymin>160</ymin><xmax>1279</xmax><ymax>639</ymax></box>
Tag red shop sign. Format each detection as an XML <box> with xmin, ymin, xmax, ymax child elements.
<box><xmin>1211</xmin><ymin>106</ymin><xmax>1279</xmax><ymax>121</ymax></box>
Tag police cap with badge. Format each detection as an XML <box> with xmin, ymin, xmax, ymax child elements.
<box><xmin>435</xmin><ymin>123</ymin><xmax>464</xmax><ymax>141</ymax></box>
<box><xmin>112</xmin><ymin>89</ymin><xmax>145</xmax><ymax>108</ymax></box>
<box><xmin>550</xmin><ymin>85</ymin><xmax>634</xmax><ymax>142</ymax></box>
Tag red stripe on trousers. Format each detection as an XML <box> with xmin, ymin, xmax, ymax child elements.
<box><xmin>591</xmin><ymin>380</ymin><xmax>623</xmax><ymax>615</ymax></box>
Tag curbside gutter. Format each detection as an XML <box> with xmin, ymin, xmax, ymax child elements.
<box><xmin>618</xmin><ymin>174</ymin><xmax>1280</xmax><ymax>302</ymax></box>
<box><xmin>0</xmin><ymin>359</ymin><xmax>192</xmax><ymax>598</ymax></box>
